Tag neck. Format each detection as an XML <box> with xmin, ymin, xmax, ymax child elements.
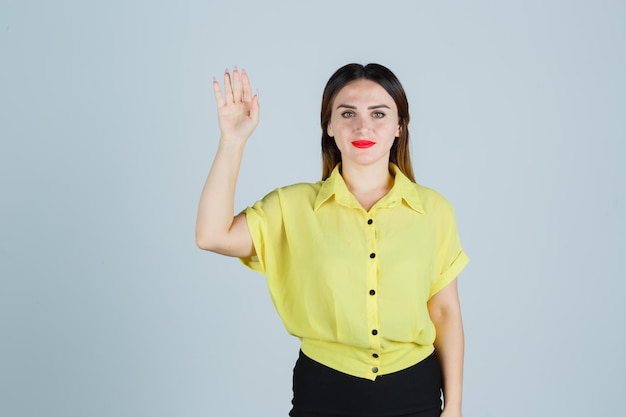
<box><xmin>341</xmin><ymin>160</ymin><xmax>394</xmax><ymax>197</ymax></box>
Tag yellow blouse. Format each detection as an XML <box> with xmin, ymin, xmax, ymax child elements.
<box><xmin>241</xmin><ymin>164</ymin><xmax>469</xmax><ymax>380</ymax></box>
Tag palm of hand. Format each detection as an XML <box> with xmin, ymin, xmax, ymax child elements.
<box><xmin>213</xmin><ymin>67</ymin><xmax>260</xmax><ymax>142</ymax></box>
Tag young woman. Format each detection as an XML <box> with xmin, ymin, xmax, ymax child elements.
<box><xmin>196</xmin><ymin>63</ymin><xmax>469</xmax><ymax>417</ymax></box>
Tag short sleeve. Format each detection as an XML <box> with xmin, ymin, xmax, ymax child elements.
<box><xmin>239</xmin><ymin>189</ymin><xmax>283</xmax><ymax>274</ymax></box>
<box><xmin>428</xmin><ymin>198</ymin><xmax>469</xmax><ymax>298</ymax></box>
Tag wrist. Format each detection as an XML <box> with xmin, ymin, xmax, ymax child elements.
<box><xmin>218</xmin><ymin>136</ymin><xmax>248</xmax><ymax>152</ymax></box>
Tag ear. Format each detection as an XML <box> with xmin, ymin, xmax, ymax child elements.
<box><xmin>327</xmin><ymin>123</ymin><xmax>334</xmax><ymax>137</ymax></box>
<box><xmin>396</xmin><ymin>124</ymin><xmax>401</xmax><ymax>137</ymax></box>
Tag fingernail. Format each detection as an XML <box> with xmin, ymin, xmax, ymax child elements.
<box><xmin>233</xmin><ymin>65</ymin><xmax>238</xmax><ymax>72</ymax></box>
<box><xmin>256</xmin><ymin>89</ymin><xmax>260</xmax><ymax>102</ymax></box>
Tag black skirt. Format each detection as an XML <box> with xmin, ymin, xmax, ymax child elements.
<box><xmin>289</xmin><ymin>350</ymin><xmax>442</xmax><ymax>417</ymax></box>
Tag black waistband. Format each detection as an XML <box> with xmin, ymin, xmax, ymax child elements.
<box><xmin>289</xmin><ymin>350</ymin><xmax>442</xmax><ymax>417</ymax></box>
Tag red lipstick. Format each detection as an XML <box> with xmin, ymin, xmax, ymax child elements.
<box><xmin>351</xmin><ymin>140</ymin><xmax>376</xmax><ymax>149</ymax></box>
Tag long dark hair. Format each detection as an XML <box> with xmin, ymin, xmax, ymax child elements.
<box><xmin>320</xmin><ymin>63</ymin><xmax>414</xmax><ymax>181</ymax></box>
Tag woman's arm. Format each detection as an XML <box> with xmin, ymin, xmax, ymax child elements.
<box><xmin>195</xmin><ymin>67</ymin><xmax>259</xmax><ymax>257</ymax></box>
<box><xmin>427</xmin><ymin>278</ymin><xmax>464</xmax><ymax>417</ymax></box>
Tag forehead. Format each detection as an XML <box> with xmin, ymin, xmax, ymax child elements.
<box><xmin>332</xmin><ymin>79</ymin><xmax>396</xmax><ymax>107</ymax></box>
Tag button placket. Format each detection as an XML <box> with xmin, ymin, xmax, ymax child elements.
<box><xmin>365</xmin><ymin>212</ymin><xmax>381</xmax><ymax>376</ymax></box>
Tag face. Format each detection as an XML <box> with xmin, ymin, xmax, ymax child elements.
<box><xmin>327</xmin><ymin>79</ymin><xmax>400</xmax><ymax>169</ymax></box>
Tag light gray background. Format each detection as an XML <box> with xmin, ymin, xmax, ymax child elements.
<box><xmin>1</xmin><ymin>1</ymin><xmax>624</xmax><ymax>416</ymax></box>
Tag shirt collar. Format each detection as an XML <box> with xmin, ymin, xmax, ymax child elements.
<box><xmin>314</xmin><ymin>163</ymin><xmax>425</xmax><ymax>213</ymax></box>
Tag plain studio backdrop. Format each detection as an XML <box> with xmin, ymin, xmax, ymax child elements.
<box><xmin>1</xmin><ymin>1</ymin><xmax>624</xmax><ymax>416</ymax></box>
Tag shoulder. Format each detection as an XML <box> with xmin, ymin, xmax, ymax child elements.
<box><xmin>275</xmin><ymin>181</ymin><xmax>323</xmax><ymax>198</ymax></box>
<box><xmin>253</xmin><ymin>180</ymin><xmax>323</xmax><ymax>208</ymax></box>
<box><xmin>393</xmin><ymin>166</ymin><xmax>457</xmax><ymax>217</ymax></box>
<box><xmin>246</xmin><ymin>181</ymin><xmax>322</xmax><ymax>224</ymax></box>
<box><xmin>413</xmin><ymin>183</ymin><xmax>450</xmax><ymax>203</ymax></box>
<box><xmin>412</xmin><ymin>182</ymin><xmax>457</xmax><ymax>217</ymax></box>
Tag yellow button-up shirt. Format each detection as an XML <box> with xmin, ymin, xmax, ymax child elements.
<box><xmin>241</xmin><ymin>164</ymin><xmax>469</xmax><ymax>380</ymax></box>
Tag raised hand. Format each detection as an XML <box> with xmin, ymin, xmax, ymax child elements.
<box><xmin>213</xmin><ymin>66</ymin><xmax>260</xmax><ymax>143</ymax></box>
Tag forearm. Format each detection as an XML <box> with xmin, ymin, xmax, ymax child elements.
<box><xmin>432</xmin><ymin>308</ymin><xmax>464</xmax><ymax>413</ymax></box>
<box><xmin>195</xmin><ymin>138</ymin><xmax>245</xmax><ymax>250</ymax></box>
<box><xmin>428</xmin><ymin>279</ymin><xmax>464</xmax><ymax>415</ymax></box>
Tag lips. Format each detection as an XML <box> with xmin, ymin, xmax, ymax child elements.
<box><xmin>351</xmin><ymin>140</ymin><xmax>376</xmax><ymax>149</ymax></box>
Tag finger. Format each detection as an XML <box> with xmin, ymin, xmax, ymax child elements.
<box><xmin>241</xmin><ymin>68</ymin><xmax>252</xmax><ymax>102</ymax></box>
<box><xmin>223</xmin><ymin>68</ymin><xmax>234</xmax><ymax>103</ymax></box>
<box><xmin>232</xmin><ymin>65</ymin><xmax>242</xmax><ymax>102</ymax></box>
<box><xmin>212</xmin><ymin>76</ymin><xmax>225</xmax><ymax>107</ymax></box>
<box><xmin>249</xmin><ymin>91</ymin><xmax>260</xmax><ymax>123</ymax></box>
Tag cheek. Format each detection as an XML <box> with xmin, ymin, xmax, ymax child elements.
<box><xmin>330</xmin><ymin>119</ymin><xmax>351</xmax><ymax>134</ymax></box>
<box><xmin>378</xmin><ymin>121</ymin><xmax>399</xmax><ymax>136</ymax></box>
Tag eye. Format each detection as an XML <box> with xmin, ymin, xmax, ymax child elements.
<box><xmin>372</xmin><ymin>111</ymin><xmax>385</xmax><ymax>118</ymax></box>
<box><xmin>341</xmin><ymin>111</ymin><xmax>355</xmax><ymax>118</ymax></box>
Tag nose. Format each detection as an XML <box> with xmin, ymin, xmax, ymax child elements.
<box><xmin>354</xmin><ymin>115</ymin><xmax>371</xmax><ymax>132</ymax></box>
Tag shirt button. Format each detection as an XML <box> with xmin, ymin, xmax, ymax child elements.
<box><xmin>369</xmin><ymin>253</ymin><xmax>376</xmax><ymax>259</ymax></box>
<box><xmin>372</xmin><ymin>353</ymin><xmax>379</xmax><ymax>358</ymax></box>
<box><xmin>369</xmin><ymin>289</ymin><xmax>376</xmax><ymax>296</ymax></box>
<box><xmin>372</xmin><ymin>367</ymin><xmax>379</xmax><ymax>373</ymax></box>
<box><xmin>367</xmin><ymin>219</ymin><xmax>373</xmax><ymax>225</ymax></box>
<box><xmin>372</xmin><ymin>329</ymin><xmax>378</xmax><ymax>335</ymax></box>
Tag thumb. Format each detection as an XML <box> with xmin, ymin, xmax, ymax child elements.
<box><xmin>249</xmin><ymin>91</ymin><xmax>260</xmax><ymax>122</ymax></box>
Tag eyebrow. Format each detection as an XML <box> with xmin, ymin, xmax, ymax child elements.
<box><xmin>336</xmin><ymin>104</ymin><xmax>392</xmax><ymax>110</ymax></box>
